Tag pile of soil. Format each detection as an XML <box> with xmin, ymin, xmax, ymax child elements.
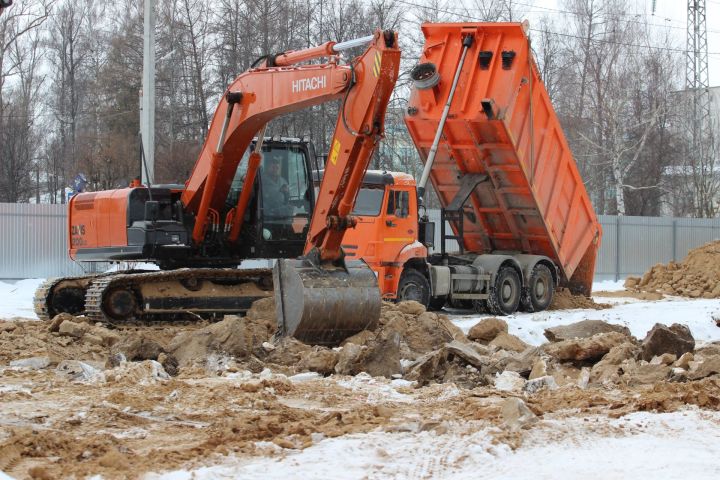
<box><xmin>549</xmin><ymin>289</ymin><xmax>610</xmax><ymax>311</ymax></box>
<box><xmin>626</xmin><ymin>240</ymin><xmax>720</xmax><ymax>298</ymax></box>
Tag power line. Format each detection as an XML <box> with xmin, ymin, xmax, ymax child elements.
<box><xmin>390</xmin><ymin>0</ymin><xmax>720</xmax><ymax>56</ymax></box>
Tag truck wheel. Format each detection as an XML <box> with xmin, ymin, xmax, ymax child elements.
<box><xmin>487</xmin><ymin>266</ymin><xmax>521</xmax><ymax>316</ymax></box>
<box><xmin>397</xmin><ymin>268</ymin><xmax>430</xmax><ymax>308</ymax></box>
<box><xmin>520</xmin><ymin>264</ymin><xmax>554</xmax><ymax>312</ymax></box>
<box><xmin>428</xmin><ymin>295</ymin><xmax>447</xmax><ymax>311</ymax></box>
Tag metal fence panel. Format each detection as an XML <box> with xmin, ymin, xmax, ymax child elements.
<box><xmin>427</xmin><ymin>209</ymin><xmax>720</xmax><ymax>282</ymax></box>
<box><xmin>0</xmin><ymin>203</ymin><xmax>106</xmax><ymax>279</ymax></box>
<box><xmin>2</xmin><ymin>203</ymin><xmax>720</xmax><ymax>281</ymax></box>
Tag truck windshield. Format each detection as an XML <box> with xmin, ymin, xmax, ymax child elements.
<box><xmin>352</xmin><ymin>187</ymin><xmax>385</xmax><ymax>216</ymax></box>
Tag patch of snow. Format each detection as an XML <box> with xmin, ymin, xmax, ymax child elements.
<box><xmin>104</xmin><ymin>262</ymin><xmax>160</xmax><ymax>272</ymax></box>
<box><xmin>451</xmin><ymin>297</ymin><xmax>720</xmax><ymax>346</ymax></box>
<box><xmin>288</xmin><ymin>372</ymin><xmax>322</xmax><ymax>383</ymax></box>
<box><xmin>337</xmin><ymin>373</ymin><xmax>414</xmax><ymax>404</ymax></box>
<box><xmin>146</xmin><ymin>409</ymin><xmax>720</xmax><ymax>480</ymax></box>
<box><xmin>0</xmin><ymin>278</ymin><xmax>44</xmax><ymax>320</ymax></box>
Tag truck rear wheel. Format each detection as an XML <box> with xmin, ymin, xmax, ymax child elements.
<box><xmin>487</xmin><ymin>266</ymin><xmax>521</xmax><ymax>316</ymax></box>
<box><xmin>397</xmin><ymin>268</ymin><xmax>430</xmax><ymax>308</ymax></box>
<box><xmin>520</xmin><ymin>264</ymin><xmax>554</xmax><ymax>312</ymax></box>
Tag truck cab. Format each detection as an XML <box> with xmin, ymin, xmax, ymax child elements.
<box><xmin>340</xmin><ymin>171</ymin><xmax>430</xmax><ymax>302</ymax></box>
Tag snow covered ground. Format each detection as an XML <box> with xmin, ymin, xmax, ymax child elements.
<box><xmin>0</xmin><ymin>278</ymin><xmax>43</xmax><ymax>319</ymax></box>
<box><xmin>147</xmin><ymin>408</ymin><xmax>720</xmax><ymax>480</ymax></box>
<box><xmin>452</xmin><ymin>295</ymin><xmax>720</xmax><ymax>347</ymax></box>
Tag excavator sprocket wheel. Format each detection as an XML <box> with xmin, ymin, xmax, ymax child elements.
<box><xmin>273</xmin><ymin>258</ymin><xmax>381</xmax><ymax>346</ymax></box>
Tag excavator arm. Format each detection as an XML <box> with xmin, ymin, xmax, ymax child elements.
<box><xmin>180</xmin><ymin>30</ymin><xmax>400</xmax><ymax>345</ymax></box>
<box><xmin>274</xmin><ymin>30</ymin><xmax>400</xmax><ymax>345</ymax></box>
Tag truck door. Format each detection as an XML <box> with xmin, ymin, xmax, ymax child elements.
<box><xmin>382</xmin><ymin>188</ymin><xmax>415</xmax><ymax>256</ymax></box>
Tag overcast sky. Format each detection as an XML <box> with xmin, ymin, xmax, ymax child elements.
<box><xmin>523</xmin><ymin>0</ymin><xmax>720</xmax><ymax>86</ymax></box>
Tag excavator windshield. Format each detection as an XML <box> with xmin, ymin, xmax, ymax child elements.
<box><xmin>227</xmin><ymin>142</ymin><xmax>313</xmax><ymax>244</ymax></box>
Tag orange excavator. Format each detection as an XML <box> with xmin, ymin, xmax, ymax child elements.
<box><xmin>35</xmin><ymin>30</ymin><xmax>400</xmax><ymax>345</ymax></box>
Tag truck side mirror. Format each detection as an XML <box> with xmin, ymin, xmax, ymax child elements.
<box><xmin>145</xmin><ymin>201</ymin><xmax>159</xmax><ymax>222</ymax></box>
<box><xmin>419</xmin><ymin>220</ymin><xmax>435</xmax><ymax>248</ymax></box>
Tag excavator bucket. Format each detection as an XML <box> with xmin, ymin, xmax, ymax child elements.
<box><xmin>273</xmin><ymin>257</ymin><xmax>380</xmax><ymax>346</ymax></box>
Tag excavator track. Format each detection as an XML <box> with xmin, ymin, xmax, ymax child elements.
<box><xmin>33</xmin><ymin>273</ymin><xmax>117</xmax><ymax>321</ymax></box>
<box><xmin>84</xmin><ymin>268</ymin><xmax>273</xmax><ymax>323</ymax></box>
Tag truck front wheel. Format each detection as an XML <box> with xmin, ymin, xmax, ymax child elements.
<box><xmin>397</xmin><ymin>268</ymin><xmax>430</xmax><ymax>308</ymax></box>
<box><xmin>520</xmin><ymin>264</ymin><xmax>554</xmax><ymax>312</ymax></box>
<box><xmin>487</xmin><ymin>266</ymin><xmax>521</xmax><ymax>316</ymax></box>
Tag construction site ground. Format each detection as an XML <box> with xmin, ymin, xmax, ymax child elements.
<box><xmin>1</xmin><ymin>278</ymin><xmax>720</xmax><ymax>479</ymax></box>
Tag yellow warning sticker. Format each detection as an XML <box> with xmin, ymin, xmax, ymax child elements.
<box><xmin>372</xmin><ymin>51</ymin><xmax>382</xmax><ymax>78</ymax></box>
<box><xmin>329</xmin><ymin>139</ymin><xmax>341</xmax><ymax>165</ymax></box>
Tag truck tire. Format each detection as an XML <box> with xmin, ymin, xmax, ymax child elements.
<box><xmin>428</xmin><ymin>295</ymin><xmax>447</xmax><ymax>311</ymax></box>
<box><xmin>397</xmin><ymin>268</ymin><xmax>430</xmax><ymax>308</ymax></box>
<box><xmin>487</xmin><ymin>266</ymin><xmax>521</xmax><ymax>316</ymax></box>
<box><xmin>520</xmin><ymin>264</ymin><xmax>554</xmax><ymax>312</ymax></box>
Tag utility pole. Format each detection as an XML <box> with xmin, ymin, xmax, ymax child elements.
<box><xmin>140</xmin><ymin>0</ymin><xmax>155</xmax><ymax>185</ymax></box>
<box><xmin>686</xmin><ymin>0</ymin><xmax>712</xmax><ymax>216</ymax></box>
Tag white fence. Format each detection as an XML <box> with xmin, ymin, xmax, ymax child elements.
<box><xmin>1</xmin><ymin>203</ymin><xmax>719</xmax><ymax>281</ymax></box>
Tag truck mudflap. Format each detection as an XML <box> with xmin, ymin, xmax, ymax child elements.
<box><xmin>273</xmin><ymin>253</ymin><xmax>381</xmax><ymax>346</ymax></box>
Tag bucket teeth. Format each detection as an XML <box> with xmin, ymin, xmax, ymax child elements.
<box><xmin>273</xmin><ymin>257</ymin><xmax>381</xmax><ymax>346</ymax></box>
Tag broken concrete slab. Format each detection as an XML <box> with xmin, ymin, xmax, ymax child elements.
<box><xmin>58</xmin><ymin>320</ymin><xmax>90</xmax><ymax>338</ymax></box>
<box><xmin>467</xmin><ymin>318</ymin><xmax>507</xmax><ymax>343</ymax></box>
<box><xmin>524</xmin><ymin>375</ymin><xmax>558</xmax><ymax>394</ymax></box>
<box><xmin>444</xmin><ymin>340</ymin><xmax>488</xmax><ymax>370</ymax></box>
<box><xmin>494</xmin><ymin>371</ymin><xmax>526</xmax><ymax>392</ymax></box>
<box><xmin>56</xmin><ymin>360</ymin><xmax>103</xmax><ymax>382</ymax></box>
<box><xmin>297</xmin><ymin>347</ymin><xmax>339</xmax><ymax>375</ymax></box>
<box><xmin>544</xmin><ymin>331</ymin><xmax>629</xmax><ymax>362</ymax></box>
<box><xmin>688</xmin><ymin>355</ymin><xmax>720</xmax><ymax>380</ymax></box>
<box><xmin>501</xmin><ymin>397</ymin><xmax>537</xmax><ymax>431</ymax></box>
<box><xmin>641</xmin><ymin>323</ymin><xmax>695</xmax><ymax>361</ymax></box>
<box><xmin>650</xmin><ymin>353</ymin><xmax>677</xmax><ymax>366</ymax></box>
<box><xmin>489</xmin><ymin>332</ymin><xmax>528</xmax><ymax>353</ymax></box>
<box><xmin>544</xmin><ymin>320</ymin><xmax>631</xmax><ymax>342</ymax></box>
<box><xmin>9</xmin><ymin>356</ymin><xmax>51</xmax><ymax>370</ymax></box>
<box><xmin>528</xmin><ymin>358</ymin><xmax>548</xmax><ymax>380</ymax></box>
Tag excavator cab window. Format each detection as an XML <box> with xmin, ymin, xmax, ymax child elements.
<box><xmin>258</xmin><ymin>144</ymin><xmax>312</xmax><ymax>242</ymax></box>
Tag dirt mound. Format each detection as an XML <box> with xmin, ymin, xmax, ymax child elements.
<box><xmin>628</xmin><ymin>240</ymin><xmax>720</xmax><ymax>298</ymax></box>
<box><xmin>549</xmin><ymin>289</ymin><xmax>610</xmax><ymax>310</ymax></box>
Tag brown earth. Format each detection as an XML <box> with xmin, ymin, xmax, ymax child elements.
<box><xmin>2</xmin><ymin>298</ymin><xmax>720</xmax><ymax>479</ymax></box>
<box><xmin>549</xmin><ymin>289</ymin><xmax>611</xmax><ymax>311</ymax></box>
<box><xmin>626</xmin><ymin>240</ymin><xmax>720</xmax><ymax>298</ymax></box>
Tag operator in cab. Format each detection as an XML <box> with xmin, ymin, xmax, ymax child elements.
<box><xmin>262</xmin><ymin>154</ymin><xmax>290</xmax><ymax>218</ymax></box>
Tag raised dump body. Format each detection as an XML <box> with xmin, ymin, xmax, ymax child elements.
<box><xmin>404</xmin><ymin>22</ymin><xmax>601</xmax><ymax>294</ymax></box>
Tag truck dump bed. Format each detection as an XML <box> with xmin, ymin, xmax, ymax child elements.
<box><xmin>404</xmin><ymin>22</ymin><xmax>601</xmax><ymax>294</ymax></box>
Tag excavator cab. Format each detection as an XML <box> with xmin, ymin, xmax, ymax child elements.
<box><xmin>226</xmin><ymin>138</ymin><xmax>316</xmax><ymax>259</ymax></box>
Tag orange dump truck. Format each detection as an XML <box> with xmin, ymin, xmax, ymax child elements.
<box><xmin>384</xmin><ymin>22</ymin><xmax>601</xmax><ymax>314</ymax></box>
